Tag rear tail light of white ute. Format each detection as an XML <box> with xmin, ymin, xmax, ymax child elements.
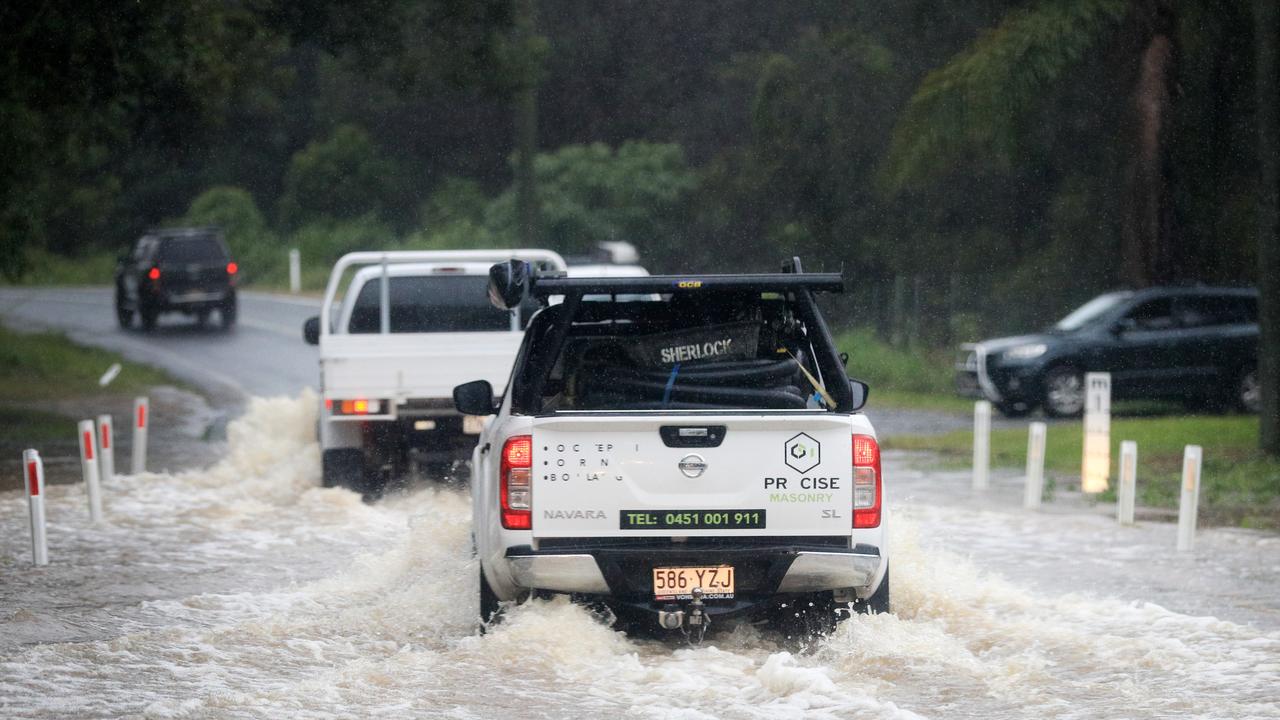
<box><xmin>853</xmin><ymin>434</ymin><xmax>882</xmax><ymax>528</ymax></box>
<box><xmin>501</xmin><ymin>435</ymin><xmax>533</xmax><ymax>529</ymax></box>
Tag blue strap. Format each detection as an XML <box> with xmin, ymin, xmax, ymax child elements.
<box><xmin>662</xmin><ymin>363</ymin><xmax>682</xmax><ymax>407</ymax></box>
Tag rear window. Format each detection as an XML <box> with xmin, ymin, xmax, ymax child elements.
<box><xmin>158</xmin><ymin>236</ymin><xmax>227</xmax><ymax>263</ymax></box>
<box><xmin>348</xmin><ymin>275</ymin><xmax>513</xmax><ymax>333</ymax></box>
<box><xmin>522</xmin><ymin>293</ymin><xmax>833</xmax><ymax>412</ymax></box>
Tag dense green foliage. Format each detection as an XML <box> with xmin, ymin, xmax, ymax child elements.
<box><xmin>2</xmin><ymin>0</ymin><xmax>1268</xmax><ymax>342</ymax></box>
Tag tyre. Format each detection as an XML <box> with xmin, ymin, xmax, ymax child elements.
<box><xmin>769</xmin><ymin>592</ymin><xmax>843</xmax><ymax>639</ymax></box>
<box><xmin>1237</xmin><ymin>366</ymin><xmax>1261</xmax><ymax>414</ymax></box>
<box><xmin>220</xmin><ymin>294</ymin><xmax>237</xmax><ymax>329</ymax></box>
<box><xmin>321</xmin><ymin>448</ymin><xmax>365</xmax><ymax>490</ymax></box>
<box><xmin>995</xmin><ymin>401</ymin><xmax>1033</xmax><ymax>418</ymax></box>
<box><xmin>139</xmin><ymin>303</ymin><xmax>159</xmax><ymax>331</ymax></box>
<box><xmin>854</xmin><ymin>567</ymin><xmax>891</xmax><ymax>615</ymax></box>
<box><xmin>115</xmin><ymin>293</ymin><xmax>133</xmax><ymax>329</ymax></box>
<box><xmin>1042</xmin><ymin>365</ymin><xmax>1084</xmax><ymax>417</ymax></box>
<box><xmin>196</xmin><ymin>309</ymin><xmax>211</xmax><ymax>327</ymax></box>
<box><xmin>479</xmin><ymin>567</ymin><xmax>502</xmax><ymax>630</ymax></box>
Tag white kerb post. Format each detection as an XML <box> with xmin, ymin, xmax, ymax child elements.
<box><xmin>24</xmin><ymin>449</ymin><xmax>49</xmax><ymax>566</ymax></box>
<box><xmin>77</xmin><ymin>419</ymin><xmax>104</xmax><ymax>523</ymax></box>
<box><xmin>132</xmin><ymin>396</ymin><xmax>149</xmax><ymax>474</ymax></box>
<box><xmin>972</xmin><ymin>400</ymin><xmax>991</xmax><ymax>490</ymax></box>
<box><xmin>1081</xmin><ymin>372</ymin><xmax>1111</xmax><ymax>494</ymax></box>
<box><xmin>97</xmin><ymin>414</ymin><xmax>115</xmax><ymax>486</ymax></box>
<box><xmin>1024</xmin><ymin>422</ymin><xmax>1047</xmax><ymax>509</ymax></box>
<box><xmin>1118</xmin><ymin>440</ymin><xmax>1138</xmax><ymax>526</ymax></box>
<box><xmin>289</xmin><ymin>248</ymin><xmax>301</xmax><ymax>294</ymax></box>
<box><xmin>1177</xmin><ymin>445</ymin><xmax>1203</xmax><ymax>552</ymax></box>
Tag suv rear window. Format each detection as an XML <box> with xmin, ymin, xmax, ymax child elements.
<box><xmin>348</xmin><ymin>275</ymin><xmax>513</xmax><ymax>333</ymax></box>
<box><xmin>158</xmin><ymin>236</ymin><xmax>228</xmax><ymax>264</ymax></box>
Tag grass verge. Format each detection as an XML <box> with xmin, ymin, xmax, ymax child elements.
<box><xmin>887</xmin><ymin>414</ymin><xmax>1280</xmax><ymax>529</ymax></box>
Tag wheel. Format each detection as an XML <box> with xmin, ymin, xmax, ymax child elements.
<box><xmin>479</xmin><ymin>566</ymin><xmax>502</xmax><ymax>630</ymax></box>
<box><xmin>854</xmin><ymin>567</ymin><xmax>891</xmax><ymax>615</ymax></box>
<box><xmin>1237</xmin><ymin>366</ymin><xmax>1261</xmax><ymax>414</ymax></box>
<box><xmin>220</xmin><ymin>295</ymin><xmax>237</xmax><ymax>329</ymax></box>
<box><xmin>1042</xmin><ymin>365</ymin><xmax>1084</xmax><ymax>417</ymax></box>
<box><xmin>195</xmin><ymin>309</ymin><xmax>211</xmax><ymax>327</ymax></box>
<box><xmin>115</xmin><ymin>293</ymin><xmax>133</xmax><ymax>329</ymax></box>
<box><xmin>769</xmin><ymin>592</ymin><xmax>843</xmax><ymax>639</ymax></box>
<box><xmin>995</xmin><ymin>401</ymin><xmax>1033</xmax><ymax>418</ymax></box>
<box><xmin>139</xmin><ymin>303</ymin><xmax>158</xmax><ymax>331</ymax></box>
<box><xmin>321</xmin><ymin>448</ymin><xmax>365</xmax><ymax>490</ymax></box>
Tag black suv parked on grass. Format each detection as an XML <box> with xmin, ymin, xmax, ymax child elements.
<box><xmin>957</xmin><ymin>287</ymin><xmax>1259</xmax><ymax>417</ymax></box>
<box><xmin>115</xmin><ymin>227</ymin><xmax>239</xmax><ymax>331</ymax></box>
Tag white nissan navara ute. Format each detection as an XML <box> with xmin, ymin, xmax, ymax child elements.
<box><xmin>454</xmin><ymin>258</ymin><xmax>888</xmax><ymax>639</ymax></box>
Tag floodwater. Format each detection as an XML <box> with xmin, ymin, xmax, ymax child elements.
<box><xmin>2</xmin><ymin>393</ymin><xmax>1278</xmax><ymax>719</ymax></box>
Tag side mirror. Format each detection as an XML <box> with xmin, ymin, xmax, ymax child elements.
<box><xmin>303</xmin><ymin>316</ymin><xmax>320</xmax><ymax>345</ymax></box>
<box><xmin>488</xmin><ymin>259</ymin><xmax>532</xmax><ymax>310</ymax></box>
<box><xmin>849</xmin><ymin>378</ymin><xmax>870</xmax><ymax>411</ymax></box>
<box><xmin>453</xmin><ymin>380</ymin><xmax>496</xmax><ymax>416</ymax></box>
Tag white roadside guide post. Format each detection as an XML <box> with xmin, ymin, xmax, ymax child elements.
<box><xmin>132</xmin><ymin>396</ymin><xmax>149</xmax><ymax>474</ymax></box>
<box><xmin>24</xmin><ymin>449</ymin><xmax>49</xmax><ymax>566</ymax></box>
<box><xmin>1081</xmin><ymin>372</ymin><xmax>1111</xmax><ymax>494</ymax></box>
<box><xmin>1118</xmin><ymin>440</ymin><xmax>1138</xmax><ymax>525</ymax></box>
<box><xmin>972</xmin><ymin>400</ymin><xmax>992</xmax><ymax>490</ymax></box>
<box><xmin>77</xmin><ymin>420</ymin><xmax>104</xmax><ymax>523</ymax></box>
<box><xmin>1177</xmin><ymin>445</ymin><xmax>1203</xmax><ymax>551</ymax></box>
<box><xmin>96</xmin><ymin>414</ymin><xmax>115</xmax><ymax>486</ymax></box>
<box><xmin>1024</xmin><ymin>422</ymin><xmax>1047</xmax><ymax>509</ymax></box>
<box><xmin>289</xmin><ymin>248</ymin><xmax>301</xmax><ymax>294</ymax></box>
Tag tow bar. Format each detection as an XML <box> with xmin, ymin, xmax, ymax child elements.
<box><xmin>657</xmin><ymin>587</ymin><xmax>710</xmax><ymax>645</ymax></box>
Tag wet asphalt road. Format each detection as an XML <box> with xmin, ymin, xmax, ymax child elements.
<box><xmin>0</xmin><ymin>287</ymin><xmax>320</xmax><ymax>407</ymax></box>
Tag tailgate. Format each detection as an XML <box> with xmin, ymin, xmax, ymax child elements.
<box><xmin>531</xmin><ymin>413</ymin><xmax>853</xmax><ymax>538</ymax></box>
<box><xmin>321</xmin><ymin>331</ymin><xmax>523</xmax><ymax>402</ymax></box>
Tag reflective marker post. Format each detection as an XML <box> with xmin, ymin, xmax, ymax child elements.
<box><xmin>1177</xmin><ymin>445</ymin><xmax>1203</xmax><ymax>552</ymax></box>
<box><xmin>24</xmin><ymin>449</ymin><xmax>48</xmax><ymax>566</ymax></box>
<box><xmin>77</xmin><ymin>420</ymin><xmax>104</xmax><ymax>523</ymax></box>
<box><xmin>289</xmin><ymin>248</ymin><xmax>301</xmax><ymax>294</ymax></box>
<box><xmin>972</xmin><ymin>400</ymin><xmax>991</xmax><ymax>490</ymax></box>
<box><xmin>1081</xmin><ymin>372</ymin><xmax>1111</xmax><ymax>494</ymax></box>
<box><xmin>1024</xmin><ymin>422</ymin><xmax>1047</xmax><ymax>510</ymax></box>
<box><xmin>1118</xmin><ymin>440</ymin><xmax>1138</xmax><ymax>526</ymax></box>
<box><xmin>132</xmin><ymin>396</ymin><xmax>148</xmax><ymax>474</ymax></box>
<box><xmin>97</xmin><ymin>414</ymin><xmax>115</xmax><ymax>486</ymax></box>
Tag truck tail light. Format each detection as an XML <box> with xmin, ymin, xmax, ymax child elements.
<box><xmin>853</xmin><ymin>434</ymin><xmax>881</xmax><ymax>529</ymax></box>
<box><xmin>331</xmin><ymin>398</ymin><xmax>385</xmax><ymax>415</ymax></box>
<box><xmin>501</xmin><ymin>435</ymin><xmax>532</xmax><ymax>529</ymax></box>
<box><xmin>148</xmin><ymin>267</ymin><xmax>161</xmax><ymax>281</ymax></box>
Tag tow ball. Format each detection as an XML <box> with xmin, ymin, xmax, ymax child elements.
<box><xmin>657</xmin><ymin>587</ymin><xmax>710</xmax><ymax>644</ymax></box>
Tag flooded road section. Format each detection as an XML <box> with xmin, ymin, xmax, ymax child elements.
<box><xmin>2</xmin><ymin>394</ymin><xmax>1278</xmax><ymax>719</ymax></box>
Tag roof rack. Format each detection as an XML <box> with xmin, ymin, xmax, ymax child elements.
<box><xmin>528</xmin><ymin>272</ymin><xmax>844</xmax><ymax>298</ymax></box>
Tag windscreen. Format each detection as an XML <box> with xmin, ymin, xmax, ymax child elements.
<box><xmin>347</xmin><ymin>275</ymin><xmax>512</xmax><ymax>333</ymax></box>
<box><xmin>1054</xmin><ymin>291</ymin><xmax>1133</xmax><ymax>332</ymax></box>
<box><xmin>158</xmin><ymin>236</ymin><xmax>227</xmax><ymax>264</ymax></box>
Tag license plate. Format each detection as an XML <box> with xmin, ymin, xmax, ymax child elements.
<box><xmin>652</xmin><ymin>565</ymin><xmax>735</xmax><ymax>600</ymax></box>
<box><xmin>462</xmin><ymin>415</ymin><xmax>486</xmax><ymax>434</ymax></box>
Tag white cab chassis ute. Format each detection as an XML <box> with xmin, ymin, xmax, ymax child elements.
<box><xmin>303</xmin><ymin>250</ymin><xmax>566</xmax><ymax>494</ymax></box>
<box><xmin>455</xmin><ymin>258</ymin><xmax>888</xmax><ymax>639</ymax></box>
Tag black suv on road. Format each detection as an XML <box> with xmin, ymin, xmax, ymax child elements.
<box><xmin>115</xmin><ymin>227</ymin><xmax>239</xmax><ymax>331</ymax></box>
<box><xmin>957</xmin><ymin>287</ymin><xmax>1260</xmax><ymax>417</ymax></box>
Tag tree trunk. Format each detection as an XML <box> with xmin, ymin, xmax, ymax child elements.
<box><xmin>1256</xmin><ymin>0</ymin><xmax>1280</xmax><ymax>456</ymax></box>
<box><xmin>1121</xmin><ymin>2</ymin><xmax>1176</xmax><ymax>287</ymax></box>
<box><xmin>514</xmin><ymin>0</ymin><xmax>540</xmax><ymax>247</ymax></box>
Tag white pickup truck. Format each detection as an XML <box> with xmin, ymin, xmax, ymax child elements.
<box><xmin>302</xmin><ymin>250</ymin><xmax>567</xmax><ymax>493</ymax></box>
<box><xmin>454</xmin><ymin>259</ymin><xmax>888</xmax><ymax>640</ymax></box>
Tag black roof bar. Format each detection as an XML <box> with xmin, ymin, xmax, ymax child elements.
<box><xmin>529</xmin><ymin>272</ymin><xmax>845</xmax><ymax>298</ymax></box>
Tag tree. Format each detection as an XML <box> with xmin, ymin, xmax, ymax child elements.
<box><xmin>277</xmin><ymin>125</ymin><xmax>396</xmax><ymax>228</ymax></box>
<box><xmin>1257</xmin><ymin>0</ymin><xmax>1279</xmax><ymax>455</ymax></box>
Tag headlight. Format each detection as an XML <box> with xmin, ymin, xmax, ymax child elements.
<box><xmin>1003</xmin><ymin>343</ymin><xmax>1047</xmax><ymax>360</ymax></box>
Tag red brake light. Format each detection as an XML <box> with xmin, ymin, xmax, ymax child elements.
<box><xmin>334</xmin><ymin>398</ymin><xmax>382</xmax><ymax>415</ymax></box>
<box><xmin>853</xmin><ymin>434</ymin><xmax>882</xmax><ymax>529</ymax></box>
<box><xmin>226</xmin><ymin>262</ymin><xmax>238</xmax><ymax>275</ymax></box>
<box><xmin>148</xmin><ymin>267</ymin><xmax>161</xmax><ymax>281</ymax></box>
<box><xmin>501</xmin><ymin>435</ymin><xmax>533</xmax><ymax>529</ymax></box>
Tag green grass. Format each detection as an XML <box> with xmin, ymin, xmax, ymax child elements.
<box><xmin>0</xmin><ymin>326</ymin><xmax>176</xmax><ymax>401</ymax></box>
<box><xmin>2</xmin><ymin>247</ymin><xmax>119</xmax><ymax>286</ymax></box>
<box><xmin>888</xmin><ymin>414</ymin><xmax>1280</xmax><ymax>528</ymax></box>
<box><xmin>835</xmin><ymin>329</ymin><xmax>964</xmax><ymax>412</ymax></box>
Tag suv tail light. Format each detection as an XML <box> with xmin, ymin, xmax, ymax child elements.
<box><xmin>853</xmin><ymin>434</ymin><xmax>881</xmax><ymax>528</ymax></box>
<box><xmin>148</xmin><ymin>267</ymin><xmax>161</xmax><ymax>281</ymax></box>
<box><xmin>226</xmin><ymin>262</ymin><xmax>238</xmax><ymax>275</ymax></box>
<box><xmin>501</xmin><ymin>435</ymin><xmax>533</xmax><ymax>529</ymax></box>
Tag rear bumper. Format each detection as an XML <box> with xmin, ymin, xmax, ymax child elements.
<box><xmin>501</xmin><ymin>541</ymin><xmax>883</xmax><ymax>602</ymax></box>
